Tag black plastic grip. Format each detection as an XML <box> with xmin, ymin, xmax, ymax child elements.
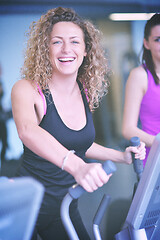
<box><xmin>130</xmin><ymin>136</ymin><xmax>144</xmax><ymax>179</ymax></box>
<box><xmin>68</xmin><ymin>160</ymin><xmax>117</xmax><ymax>199</ymax></box>
<box><xmin>130</xmin><ymin>136</ymin><xmax>140</xmax><ymax>147</ymax></box>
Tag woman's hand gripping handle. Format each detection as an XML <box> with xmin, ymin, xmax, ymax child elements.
<box><xmin>68</xmin><ymin>160</ymin><xmax>117</xmax><ymax>199</ymax></box>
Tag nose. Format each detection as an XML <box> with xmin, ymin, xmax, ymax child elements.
<box><xmin>62</xmin><ymin>42</ymin><xmax>71</xmax><ymax>53</ymax></box>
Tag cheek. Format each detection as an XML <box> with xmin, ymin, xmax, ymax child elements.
<box><xmin>49</xmin><ymin>47</ymin><xmax>53</xmax><ymax>60</ymax></box>
<box><xmin>49</xmin><ymin>44</ymin><xmax>58</xmax><ymax>56</ymax></box>
<box><xmin>49</xmin><ymin>52</ymin><xmax>56</xmax><ymax>68</ymax></box>
<box><xmin>49</xmin><ymin>48</ymin><xmax>58</xmax><ymax>65</ymax></box>
<box><xmin>49</xmin><ymin>47</ymin><xmax>54</xmax><ymax>58</ymax></box>
<box><xmin>152</xmin><ymin>44</ymin><xmax>160</xmax><ymax>52</ymax></box>
<box><xmin>79</xmin><ymin>52</ymin><xmax>86</xmax><ymax>63</ymax></box>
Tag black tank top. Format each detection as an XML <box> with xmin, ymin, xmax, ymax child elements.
<box><xmin>17</xmin><ymin>82</ymin><xmax>95</xmax><ymax>213</ymax></box>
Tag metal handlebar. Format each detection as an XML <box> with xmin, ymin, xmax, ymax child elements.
<box><xmin>60</xmin><ymin>160</ymin><xmax>117</xmax><ymax>240</ymax></box>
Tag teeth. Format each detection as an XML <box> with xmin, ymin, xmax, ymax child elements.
<box><xmin>58</xmin><ymin>57</ymin><xmax>75</xmax><ymax>62</ymax></box>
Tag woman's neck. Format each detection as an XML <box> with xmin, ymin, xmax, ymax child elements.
<box><xmin>49</xmin><ymin>72</ymin><xmax>78</xmax><ymax>95</ymax></box>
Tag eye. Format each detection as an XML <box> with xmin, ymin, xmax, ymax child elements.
<box><xmin>71</xmin><ymin>40</ymin><xmax>80</xmax><ymax>44</ymax></box>
<box><xmin>155</xmin><ymin>37</ymin><xmax>160</xmax><ymax>42</ymax></box>
<box><xmin>52</xmin><ymin>40</ymin><xmax>62</xmax><ymax>45</ymax></box>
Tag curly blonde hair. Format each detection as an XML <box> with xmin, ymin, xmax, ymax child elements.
<box><xmin>22</xmin><ymin>7</ymin><xmax>110</xmax><ymax>111</ymax></box>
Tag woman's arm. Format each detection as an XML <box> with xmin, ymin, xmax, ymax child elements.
<box><xmin>122</xmin><ymin>66</ymin><xmax>155</xmax><ymax>147</ymax></box>
<box><xmin>11</xmin><ymin>80</ymin><xmax>71</xmax><ymax>168</ymax></box>
<box><xmin>85</xmin><ymin>141</ymin><xmax>146</xmax><ymax>165</ymax></box>
<box><xmin>11</xmin><ymin>79</ymin><xmax>110</xmax><ymax>192</ymax></box>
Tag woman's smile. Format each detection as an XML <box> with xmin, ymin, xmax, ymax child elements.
<box><xmin>58</xmin><ymin>57</ymin><xmax>76</xmax><ymax>63</ymax></box>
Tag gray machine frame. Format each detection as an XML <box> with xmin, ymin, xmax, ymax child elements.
<box><xmin>115</xmin><ymin>133</ymin><xmax>160</xmax><ymax>240</ymax></box>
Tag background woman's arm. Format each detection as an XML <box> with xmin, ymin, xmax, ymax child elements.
<box><xmin>85</xmin><ymin>141</ymin><xmax>146</xmax><ymax>164</ymax></box>
<box><xmin>122</xmin><ymin>66</ymin><xmax>155</xmax><ymax>147</ymax></box>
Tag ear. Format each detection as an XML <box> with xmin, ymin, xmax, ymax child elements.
<box><xmin>143</xmin><ymin>38</ymin><xmax>150</xmax><ymax>50</ymax></box>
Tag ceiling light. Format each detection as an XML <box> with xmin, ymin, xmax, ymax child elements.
<box><xmin>109</xmin><ymin>13</ymin><xmax>155</xmax><ymax>21</ymax></box>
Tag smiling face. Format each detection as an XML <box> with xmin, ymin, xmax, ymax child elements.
<box><xmin>49</xmin><ymin>21</ymin><xmax>87</xmax><ymax>78</ymax></box>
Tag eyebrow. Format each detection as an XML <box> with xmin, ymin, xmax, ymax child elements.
<box><xmin>51</xmin><ymin>36</ymin><xmax>81</xmax><ymax>40</ymax></box>
<box><xmin>153</xmin><ymin>36</ymin><xmax>160</xmax><ymax>38</ymax></box>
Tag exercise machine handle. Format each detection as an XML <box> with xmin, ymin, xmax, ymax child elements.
<box><xmin>60</xmin><ymin>160</ymin><xmax>116</xmax><ymax>240</ymax></box>
<box><xmin>68</xmin><ymin>160</ymin><xmax>117</xmax><ymax>199</ymax></box>
<box><xmin>130</xmin><ymin>136</ymin><xmax>144</xmax><ymax>180</ymax></box>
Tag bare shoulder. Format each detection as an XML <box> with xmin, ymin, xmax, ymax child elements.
<box><xmin>11</xmin><ymin>79</ymin><xmax>45</xmax><ymax>123</ymax></box>
<box><xmin>127</xmin><ymin>65</ymin><xmax>148</xmax><ymax>91</ymax></box>
<box><xmin>12</xmin><ymin>79</ymin><xmax>35</xmax><ymax>92</ymax></box>
<box><xmin>11</xmin><ymin>79</ymin><xmax>37</xmax><ymax>98</ymax></box>
<box><xmin>129</xmin><ymin>66</ymin><xmax>147</xmax><ymax>81</ymax></box>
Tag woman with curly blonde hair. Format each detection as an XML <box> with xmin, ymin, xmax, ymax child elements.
<box><xmin>22</xmin><ymin>7</ymin><xmax>109</xmax><ymax>111</ymax></box>
<box><xmin>11</xmin><ymin>6</ymin><xmax>145</xmax><ymax>240</ymax></box>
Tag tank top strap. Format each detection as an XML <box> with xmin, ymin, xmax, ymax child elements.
<box><xmin>142</xmin><ymin>64</ymin><xmax>155</xmax><ymax>89</ymax></box>
<box><xmin>143</xmin><ymin>63</ymin><xmax>159</xmax><ymax>83</ymax></box>
<box><xmin>36</xmin><ymin>83</ymin><xmax>47</xmax><ymax>115</ymax></box>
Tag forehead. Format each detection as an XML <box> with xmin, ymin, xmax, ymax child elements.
<box><xmin>51</xmin><ymin>21</ymin><xmax>84</xmax><ymax>38</ymax></box>
<box><xmin>150</xmin><ymin>25</ymin><xmax>160</xmax><ymax>37</ymax></box>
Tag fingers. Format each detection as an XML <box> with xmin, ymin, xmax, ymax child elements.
<box><xmin>127</xmin><ymin>141</ymin><xmax>146</xmax><ymax>160</ymax></box>
<box><xmin>134</xmin><ymin>142</ymin><xmax>146</xmax><ymax>160</ymax></box>
<box><xmin>90</xmin><ymin>166</ymin><xmax>111</xmax><ymax>190</ymax></box>
<box><xmin>124</xmin><ymin>141</ymin><xmax>146</xmax><ymax>164</ymax></box>
<box><xmin>79</xmin><ymin>163</ymin><xmax>112</xmax><ymax>193</ymax></box>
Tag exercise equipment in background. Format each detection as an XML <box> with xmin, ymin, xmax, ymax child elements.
<box><xmin>115</xmin><ymin>133</ymin><xmax>160</xmax><ymax>240</ymax></box>
<box><xmin>0</xmin><ymin>177</ymin><xmax>44</xmax><ymax>240</ymax></box>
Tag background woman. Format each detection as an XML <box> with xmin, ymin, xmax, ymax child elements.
<box><xmin>122</xmin><ymin>13</ymin><xmax>160</xmax><ymax>166</ymax></box>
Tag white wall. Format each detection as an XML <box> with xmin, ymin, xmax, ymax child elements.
<box><xmin>131</xmin><ymin>20</ymin><xmax>146</xmax><ymax>57</ymax></box>
<box><xmin>0</xmin><ymin>14</ymin><xmax>41</xmax><ymax>159</ymax></box>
